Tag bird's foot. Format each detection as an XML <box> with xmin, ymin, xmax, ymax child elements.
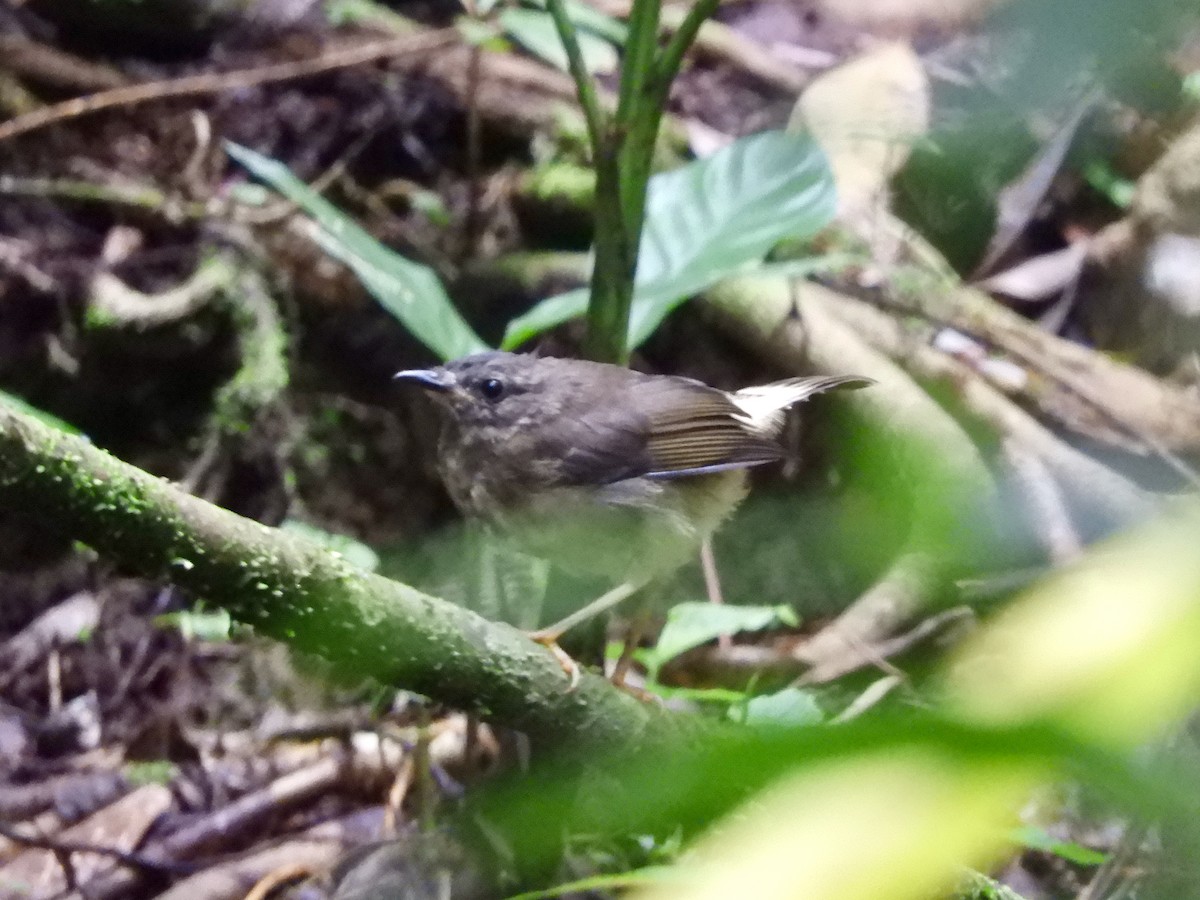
<box><xmin>527</xmin><ymin>628</ymin><xmax>581</xmax><ymax>691</ymax></box>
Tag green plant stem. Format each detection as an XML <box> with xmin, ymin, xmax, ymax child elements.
<box><xmin>0</xmin><ymin>400</ymin><xmax>693</xmax><ymax>753</ymax></box>
<box><xmin>589</xmin><ymin>0</ymin><xmax>666</xmax><ymax>364</ymax></box>
<box><xmin>543</xmin><ymin>0</ymin><xmax>608</xmax><ymax>155</ymax></box>
<box><xmin>653</xmin><ymin>0</ymin><xmax>719</xmax><ymax>101</ymax></box>
<box><xmin>615</xmin><ymin>0</ymin><xmax>661</xmax><ymax>122</ymax></box>
<box><xmin>541</xmin><ymin>0</ymin><xmax>636</xmax><ymax>364</ymax></box>
<box><xmin>584</xmin><ymin>141</ymin><xmax>637</xmax><ymax>364</ymax></box>
<box><xmin>562</xmin><ymin>0</ymin><xmax>717</xmax><ymax>364</ymax></box>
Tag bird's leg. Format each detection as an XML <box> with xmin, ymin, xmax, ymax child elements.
<box><xmin>530</xmin><ymin>580</ymin><xmax>641</xmax><ymax>642</ymax></box>
<box><xmin>699</xmin><ymin>537</ymin><xmax>732</xmax><ymax>650</ymax></box>
<box><xmin>528</xmin><ymin>581</ymin><xmax>643</xmax><ymax>690</ymax></box>
<box><xmin>610</xmin><ymin>610</ymin><xmax>650</xmax><ymax>689</ymax></box>
<box><xmin>700</xmin><ymin>537</ymin><xmax>724</xmax><ymax>605</ymax></box>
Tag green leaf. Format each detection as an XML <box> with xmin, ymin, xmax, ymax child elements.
<box><xmin>155</xmin><ymin>608</ymin><xmax>233</xmax><ymax>642</ymax></box>
<box><xmin>1184</xmin><ymin>70</ymin><xmax>1200</xmax><ymax>101</ymax></box>
<box><xmin>502</xmin><ymin>129</ymin><xmax>835</xmax><ymax>349</ymax></box>
<box><xmin>739</xmin><ymin>688</ymin><xmax>825</xmax><ymax>726</ymax></box>
<box><xmin>281</xmin><ymin>520</ymin><xmax>380</xmax><ymax>573</ymax></box>
<box><xmin>504</xmin><ymin>867</ymin><xmax>676</xmax><ymax>900</ymax></box>
<box><xmin>1012</xmin><ymin>825</ymin><xmax>1107</xmax><ymax>867</ymax></box>
<box><xmin>651</xmin><ymin>602</ymin><xmax>799</xmax><ymax>666</ymax></box>
<box><xmin>470</xmin><ymin>715</ymin><xmax>1152</xmax><ymax>877</ymax></box>
<box><xmin>1082</xmin><ymin>159</ymin><xmax>1135</xmax><ymax>210</ymax></box>
<box><xmin>500</xmin><ymin>8</ymin><xmax>618</xmax><ymax>74</ymax></box>
<box><xmin>521</xmin><ymin>0</ymin><xmax>629</xmax><ymax>44</ymax></box>
<box><xmin>325</xmin><ymin>0</ymin><xmax>418</xmax><ymax>30</ymax></box>
<box><xmin>124</xmin><ymin>760</ymin><xmax>177</xmax><ymax>786</ymax></box>
<box><xmin>0</xmin><ymin>391</ymin><xmax>80</xmax><ymax>435</ymax></box>
<box><xmin>226</xmin><ymin>143</ymin><xmax>488</xmax><ymax>362</ymax></box>
<box><xmin>502</xmin><ymin>286</ymin><xmax>589</xmax><ymax>349</ymax></box>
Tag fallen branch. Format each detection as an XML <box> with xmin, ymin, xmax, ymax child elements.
<box><xmin>88</xmin><ymin>255</ymin><xmax>234</xmax><ymax>330</ymax></box>
<box><xmin>1002</xmin><ymin>441</ymin><xmax>1084</xmax><ymax>565</ymax></box>
<box><xmin>808</xmin><ymin>281</ymin><xmax>1157</xmax><ymax>528</ymax></box>
<box><xmin>0</xmin><ymin>401</ymin><xmax>684</xmax><ymax>755</ymax></box>
<box><xmin>792</xmin><ymin>549</ymin><xmax>942</xmax><ymax>682</ymax></box>
<box><xmin>876</xmin><ymin>277</ymin><xmax>1200</xmax><ymax>456</ymax></box>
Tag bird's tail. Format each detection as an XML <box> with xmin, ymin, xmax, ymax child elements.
<box><xmin>731</xmin><ymin>374</ymin><xmax>873</xmax><ymax>434</ymax></box>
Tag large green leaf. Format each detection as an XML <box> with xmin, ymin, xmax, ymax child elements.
<box><xmin>502</xmin><ymin>129</ymin><xmax>836</xmax><ymax>349</ymax></box>
<box><xmin>500</xmin><ymin>7</ymin><xmax>619</xmax><ymax>74</ymax></box>
<box><xmin>226</xmin><ymin>143</ymin><xmax>488</xmax><ymax>362</ymax></box>
<box><xmin>650</xmin><ymin>602</ymin><xmax>798</xmax><ymax>666</ymax></box>
<box><xmin>523</xmin><ymin>0</ymin><xmax>628</xmax><ymax>44</ymax></box>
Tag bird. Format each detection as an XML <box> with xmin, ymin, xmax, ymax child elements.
<box><xmin>394</xmin><ymin>351</ymin><xmax>870</xmax><ymax>682</ymax></box>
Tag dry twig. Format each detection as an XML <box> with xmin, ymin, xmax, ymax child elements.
<box><xmin>0</xmin><ymin>32</ymin><xmax>457</xmax><ymax>144</ymax></box>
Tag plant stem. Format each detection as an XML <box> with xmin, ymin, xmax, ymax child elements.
<box><xmin>586</xmin><ymin>0</ymin><xmax>661</xmax><ymax>364</ymax></box>
<box><xmin>550</xmin><ymin>0</ymin><xmax>717</xmax><ymax>364</ymax></box>
<box><xmin>543</xmin><ymin>0</ymin><xmax>608</xmax><ymax>155</ymax></box>
<box><xmin>654</xmin><ymin>0</ymin><xmax>719</xmax><ymax>103</ymax></box>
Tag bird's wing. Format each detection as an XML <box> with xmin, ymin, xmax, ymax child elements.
<box><xmin>554</xmin><ymin>375</ymin><xmax>781</xmax><ymax>485</ymax></box>
<box><xmin>638</xmin><ymin>378</ymin><xmax>784</xmax><ymax>478</ymax></box>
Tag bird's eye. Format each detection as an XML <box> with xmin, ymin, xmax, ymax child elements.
<box><xmin>479</xmin><ymin>378</ymin><xmax>505</xmax><ymax>400</ymax></box>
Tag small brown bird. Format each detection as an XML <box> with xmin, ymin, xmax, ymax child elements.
<box><xmin>395</xmin><ymin>352</ymin><xmax>870</xmax><ymax>669</ymax></box>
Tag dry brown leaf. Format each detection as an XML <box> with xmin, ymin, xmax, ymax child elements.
<box><xmin>791</xmin><ymin>42</ymin><xmax>929</xmax><ymax>216</ymax></box>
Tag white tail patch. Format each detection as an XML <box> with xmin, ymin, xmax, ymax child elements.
<box><xmin>731</xmin><ymin>376</ymin><xmax>871</xmax><ymax>435</ymax></box>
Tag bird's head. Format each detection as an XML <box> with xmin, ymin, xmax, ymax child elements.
<box><xmin>393</xmin><ymin>351</ymin><xmax>556</xmax><ymax>433</ymax></box>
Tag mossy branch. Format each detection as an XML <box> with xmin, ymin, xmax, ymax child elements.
<box><xmin>0</xmin><ymin>401</ymin><xmax>687</xmax><ymax>752</ymax></box>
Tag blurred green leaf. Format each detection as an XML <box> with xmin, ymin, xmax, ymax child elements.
<box><xmin>475</xmin><ymin>718</ymin><xmax>1200</xmax><ymax>900</ymax></box>
<box><xmin>457</xmin><ymin>16</ymin><xmax>506</xmax><ymax>47</ymax></box>
<box><xmin>155</xmin><ymin>608</ymin><xmax>232</xmax><ymax>642</ymax></box>
<box><xmin>945</xmin><ymin>508</ymin><xmax>1200</xmax><ymax>748</ymax></box>
<box><xmin>410</xmin><ymin>188</ymin><xmax>452</xmax><ymax>227</ymax></box>
<box><xmin>124</xmin><ymin>760</ymin><xmax>176</xmax><ymax>786</ymax></box>
<box><xmin>1082</xmin><ymin>159</ymin><xmax>1135</xmax><ymax>209</ymax></box>
<box><xmin>651</xmin><ymin>602</ymin><xmax>798</xmax><ymax>666</ymax></box>
<box><xmin>522</xmin><ymin>0</ymin><xmax>628</xmax><ymax>44</ymax></box>
<box><xmin>501</xmin><ymin>285</ymin><xmax>588</xmax><ymax>350</ymax></box>
<box><xmin>282</xmin><ymin>520</ymin><xmax>380</xmax><ymax>572</ymax></box>
<box><xmin>1012</xmin><ymin>825</ymin><xmax>1107</xmax><ymax>866</ymax></box>
<box><xmin>503</xmin><ymin>130</ymin><xmax>836</xmax><ymax>349</ymax></box>
<box><xmin>468</xmin><ymin>715</ymin><xmax>1158</xmax><ymax>876</ymax></box>
<box><xmin>226</xmin><ymin>142</ymin><xmax>488</xmax><ymax>362</ymax></box>
<box><xmin>505</xmin><ymin>867</ymin><xmax>676</xmax><ymax>899</ymax></box>
<box><xmin>500</xmin><ymin>8</ymin><xmax>618</xmax><ymax>74</ymax></box>
<box><xmin>325</xmin><ymin>0</ymin><xmax>417</xmax><ymax>30</ymax></box>
<box><xmin>0</xmin><ymin>391</ymin><xmax>80</xmax><ymax>435</ymax></box>
<box><xmin>1185</xmin><ymin>70</ymin><xmax>1200</xmax><ymax>100</ymax></box>
<box><xmin>739</xmin><ymin>688</ymin><xmax>825</xmax><ymax>727</ymax></box>
<box><xmin>636</xmin><ymin>749</ymin><xmax>1035</xmax><ymax>900</ymax></box>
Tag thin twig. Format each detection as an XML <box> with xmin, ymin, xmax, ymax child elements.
<box><xmin>0</xmin><ymin>32</ymin><xmax>456</xmax><ymax>144</ymax></box>
<box><xmin>0</xmin><ymin>822</ymin><xmax>197</xmax><ymax>876</ymax></box>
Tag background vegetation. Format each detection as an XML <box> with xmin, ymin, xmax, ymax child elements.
<box><xmin>1</xmin><ymin>0</ymin><xmax>1199</xmax><ymax>898</ymax></box>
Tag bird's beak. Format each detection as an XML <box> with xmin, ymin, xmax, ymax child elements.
<box><xmin>393</xmin><ymin>368</ymin><xmax>456</xmax><ymax>392</ymax></box>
